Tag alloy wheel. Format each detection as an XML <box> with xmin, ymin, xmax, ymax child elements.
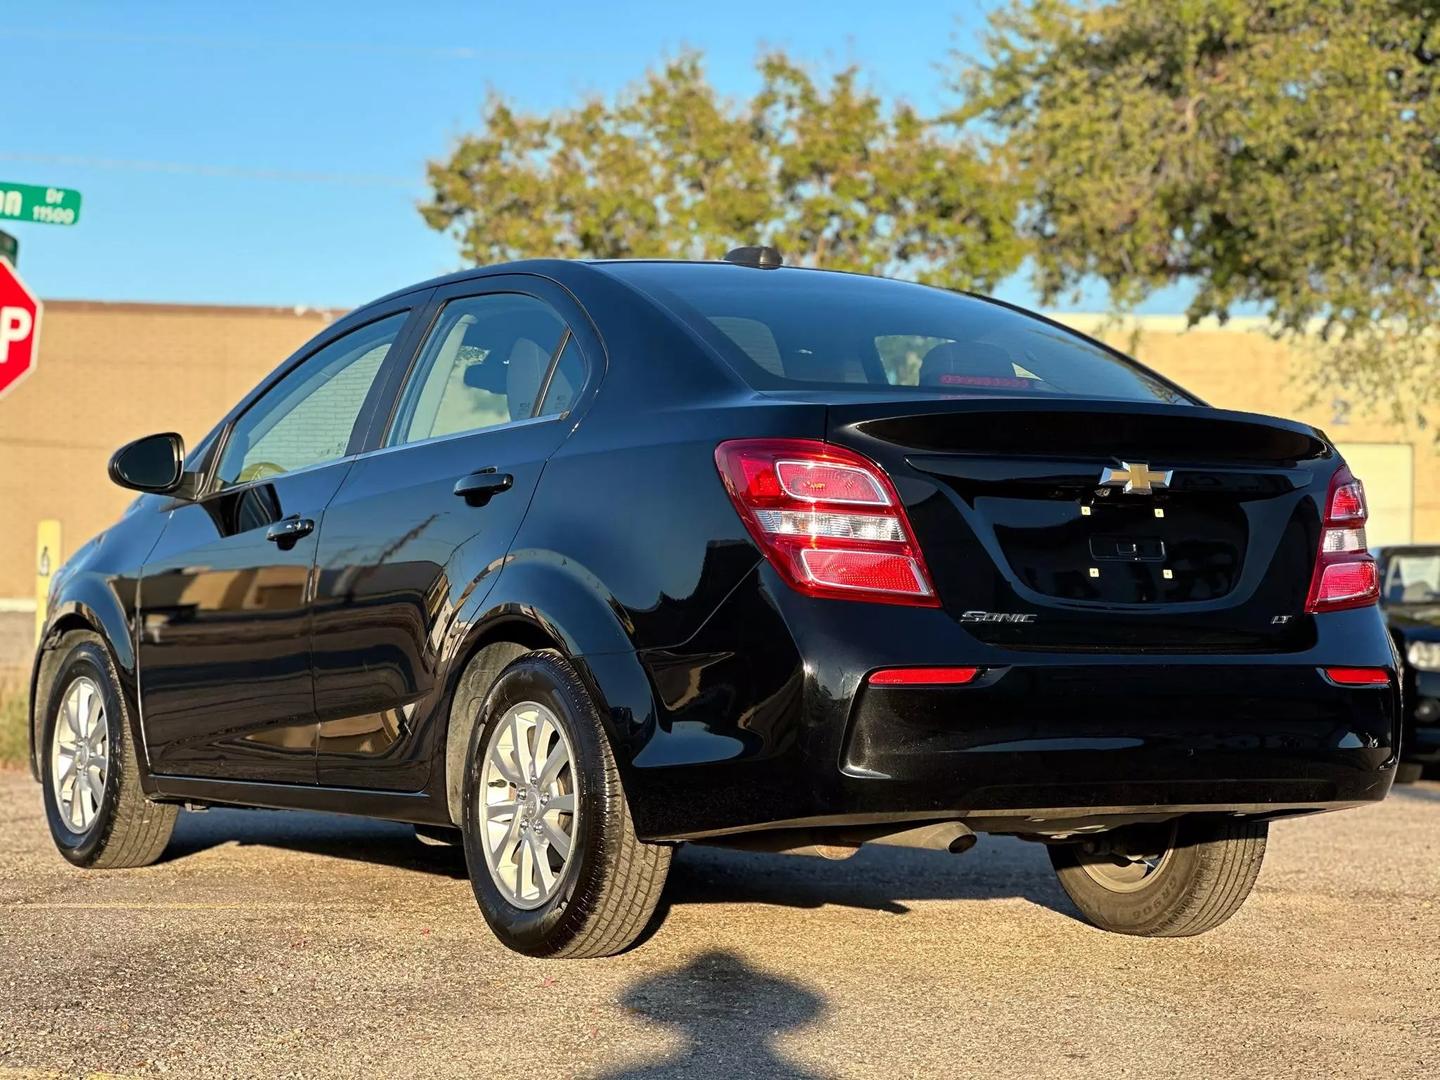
<box><xmin>477</xmin><ymin>701</ymin><xmax>577</xmax><ymax>909</ymax></box>
<box><xmin>51</xmin><ymin>676</ymin><xmax>109</xmax><ymax>834</ymax></box>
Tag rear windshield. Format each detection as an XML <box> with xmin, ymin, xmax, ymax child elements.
<box><xmin>607</xmin><ymin>263</ymin><xmax>1192</xmax><ymax>405</ymax></box>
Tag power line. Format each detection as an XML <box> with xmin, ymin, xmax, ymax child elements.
<box><xmin>0</xmin><ymin>152</ymin><xmax>416</xmax><ymax>189</ymax></box>
<box><xmin>0</xmin><ymin>26</ymin><xmax>644</xmax><ymax>64</ymax></box>
<box><xmin>0</xmin><ymin>27</ymin><xmax>487</xmax><ymax>60</ymax></box>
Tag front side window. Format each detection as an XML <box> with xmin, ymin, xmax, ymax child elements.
<box><xmin>388</xmin><ymin>293</ymin><xmax>569</xmax><ymax>446</ymax></box>
<box><xmin>214</xmin><ymin>313</ymin><xmax>404</xmax><ymax>490</ymax></box>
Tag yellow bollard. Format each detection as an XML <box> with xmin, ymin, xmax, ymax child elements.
<box><xmin>35</xmin><ymin>519</ymin><xmax>60</xmax><ymax>646</ymax></box>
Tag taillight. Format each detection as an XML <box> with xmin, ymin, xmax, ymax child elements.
<box><xmin>714</xmin><ymin>438</ymin><xmax>939</xmax><ymax>606</ymax></box>
<box><xmin>1305</xmin><ymin>465</ymin><xmax>1379</xmax><ymax>613</ymax></box>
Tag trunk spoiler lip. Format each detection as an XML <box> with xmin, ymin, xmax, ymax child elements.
<box><xmin>816</xmin><ymin>394</ymin><xmax>1330</xmax><ymax>446</ymax></box>
<box><xmin>824</xmin><ymin>400</ymin><xmax>1333</xmax><ymax>470</ymax></box>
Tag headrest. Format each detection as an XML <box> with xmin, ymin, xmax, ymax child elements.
<box><xmin>919</xmin><ymin>341</ymin><xmax>1031</xmax><ymax>389</ymax></box>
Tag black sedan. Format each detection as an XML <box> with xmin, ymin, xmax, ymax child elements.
<box><xmin>1375</xmin><ymin>545</ymin><xmax>1440</xmax><ymax>780</ymax></box>
<box><xmin>30</xmin><ymin>250</ymin><xmax>1400</xmax><ymax>957</ymax></box>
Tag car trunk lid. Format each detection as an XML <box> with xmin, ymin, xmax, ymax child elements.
<box><xmin>827</xmin><ymin>398</ymin><xmax>1334</xmax><ymax>651</ymax></box>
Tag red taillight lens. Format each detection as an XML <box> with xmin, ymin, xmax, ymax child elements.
<box><xmin>1321</xmin><ymin>666</ymin><xmax>1390</xmax><ymax>687</ymax></box>
<box><xmin>715</xmin><ymin>438</ymin><xmax>939</xmax><ymax>606</ymax></box>
<box><xmin>869</xmin><ymin>666</ymin><xmax>980</xmax><ymax>686</ymax></box>
<box><xmin>1305</xmin><ymin>465</ymin><xmax>1379</xmax><ymax>613</ymax></box>
<box><xmin>1328</xmin><ymin>480</ymin><xmax>1366</xmax><ymax>524</ymax></box>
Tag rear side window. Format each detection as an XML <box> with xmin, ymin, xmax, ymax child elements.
<box><xmin>608</xmin><ymin>264</ymin><xmax>1190</xmax><ymax>405</ymax></box>
<box><xmin>388</xmin><ymin>294</ymin><xmax>569</xmax><ymax>446</ymax></box>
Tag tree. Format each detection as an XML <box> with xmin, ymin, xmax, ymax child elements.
<box><xmin>960</xmin><ymin>0</ymin><xmax>1440</xmax><ymax>422</ymax></box>
<box><xmin>420</xmin><ymin>53</ymin><xmax>1025</xmax><ymax>292</ymax></box>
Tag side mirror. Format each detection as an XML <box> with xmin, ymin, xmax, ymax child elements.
<box><xmin>108</xmin><ymin>432</ymin><xmax>186</xmax><ymax>494</ymax></box>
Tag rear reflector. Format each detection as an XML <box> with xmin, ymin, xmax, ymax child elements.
<box><xmin>1321</xmin><ymin>666</ymin><xmax>1390</xmax><ymax>687</ymax></box>
<box><xmin>715</xmin><ymin>438</ymin><xmax>939</xmax><ymax>607</ymax></box>
<box><xmin>869</xmin><ymin>667</ymin><xmax>980</xmax><ymax>686</ymax></box>
<box><xmin>1305</xmin><ymin>465</ymin><xmax>1379</xmax><ymax>613</ymax></box>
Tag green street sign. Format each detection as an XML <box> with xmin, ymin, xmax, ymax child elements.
<box><xmin>0</xmin><ymin>182</ymin><xmax>82</xmax><ymax>226</ymax></box>
<box><xmin>0</xmin><ymin>230</ymin><xmax>15</xmax><ymax>267</ymax></box>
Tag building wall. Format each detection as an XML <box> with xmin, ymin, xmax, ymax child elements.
<box><xmin>0</xmin><ymin>300</ymin><xmax>1436</xmax><ymax>608</ymax></box>
<box><xmin>0</xmin><ymin>301</ymin><xmax>340</xmax><ymax>602</ymax></box>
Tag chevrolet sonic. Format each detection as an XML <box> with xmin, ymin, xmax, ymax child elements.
<box><xmin>30</xmin><ymin>250</ymin><xmax>1399</xmax><ymax>957</ymax></box>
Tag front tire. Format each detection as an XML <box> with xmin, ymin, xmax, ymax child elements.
<box><xmin>40</xmin><ymin>632</ymin><xmax>177</xmax><ymax>868</ymax></box>
<box><xmin>1048</xmin><ymin>817</ymin><xmax>1268</xmax><ymax>937</ymax></box>
<box><xmin>460</xmin><ymin>649</ymin><xmax>671</xmax><ymax>958</ymax></box>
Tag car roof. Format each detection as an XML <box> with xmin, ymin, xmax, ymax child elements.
<box><xmin>358</xmin><ymin>257</ymin><xmax>896</xmax><ymax>310</ymax></box>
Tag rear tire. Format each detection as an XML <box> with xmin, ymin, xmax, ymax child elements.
<box><xmin>1048</xmin><ymin>817</ymin><xmax>1267</xmax><ymax>937</ymax></box>
<box><xmin>460</xmin><ymin>649</ymin><xmax>671</xmax><ymax>958</ymax></box>
<box><xmin>40</xmin><ymin>632</ymin><xmax>177</xmax><ymax>868</ymax></box>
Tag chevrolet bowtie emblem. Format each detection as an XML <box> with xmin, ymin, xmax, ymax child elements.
<box><xmin>1099</xmin><ymin>461</ymin><xmax>1173</xmax><ymax>495</ymax></box>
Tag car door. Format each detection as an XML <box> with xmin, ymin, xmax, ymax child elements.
<box><xmin>311</xmin><ymin>278</ymin><xmax>595</xmax><ymax>790</ymax></box>
<box><xmin>138</xmin><ymin>306</ymin><xmax>423</xmax><ymax>782</ymax></box>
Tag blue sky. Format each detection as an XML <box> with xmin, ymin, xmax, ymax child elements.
<box><xmin>2</xmin><ymin>1</ymin><xmax>1191</xmax><ymax>312</ymax></box>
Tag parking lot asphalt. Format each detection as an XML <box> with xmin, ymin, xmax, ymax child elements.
<box><xmin>0</xmin><ymin>768</ymin><xmax>1436</xmax><ymax>1080</ymax></box>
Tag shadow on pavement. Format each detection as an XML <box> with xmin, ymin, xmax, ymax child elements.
<box><xmin>161</xmin><ymin>806</ymin><xmax>1076</xmax><ymax>920</ymax></box>
<box><xmin>593</xmin><ymin>949</ymin><xmax>828</xmax><ymax>1080</ymax></box>
<box><xmin>163</xmin><ymin>808</ymin><xmax>470</xmax><ymax>879</ymax></box>
<box><xmin>661</xmin><ymin>836</ymin><xmax>1071</xmax><ymax>917</ymax></box>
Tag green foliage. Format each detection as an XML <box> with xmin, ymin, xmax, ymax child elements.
<box><xmin>961</xmin><ymin>0</ymin><xmax>1440</xmax><ymax>421</ymax></box>
<box><xmin>420</xmin><ymin>53</ymin><xmax>1025</xmax><ymax>291</ymax></box>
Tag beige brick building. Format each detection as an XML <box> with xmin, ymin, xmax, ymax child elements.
<box><xmin>0</xmin><ymin>301</ymin><xmax>342</xmax><ymax>608</ymax></box>
<box><xmin>0</xmin><ymin>300</ymin><xmax>1435</xmax><ymax>614</ymax></box>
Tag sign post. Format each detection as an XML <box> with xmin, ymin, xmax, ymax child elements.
<box><xmin>0</xmin><ymin>230</ymin><xmax>15</xmax><ymax>267</ymax></box>
<box><xmin>36</xmin><ymin>520</ymin><xmax>61</xmax><ymax>645</ymax></box>
<box><xmin>0</xmin><ymin>182</ymin><xmax>82</xmax><ymax>227</ymax></box>
<box><xmin>0</xmin><ymin>258</ymin><xmax>41</xmax><ymax>400</ymax></box>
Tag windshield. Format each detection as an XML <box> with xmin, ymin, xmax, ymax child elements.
<box><xmin>606</xmin><ymin>263</ymin><xmax>1193</xmax><ymax>405</ymax></box>
<box><xmin>1384</xmin><ymin>551</ymin><xmax>1440</xmax><ymax>604</ymax></box>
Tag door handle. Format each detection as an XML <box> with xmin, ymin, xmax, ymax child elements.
<box><xmin>454</xmin><ymin>470</ymin><xmax>513</xmax><ymax>507</ymax></box>
<box><xmin>266</xmin><ymin>517</ymin><xmax>315</xmax><ymax>545</ymax></box>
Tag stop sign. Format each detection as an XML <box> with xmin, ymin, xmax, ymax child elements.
<box><xmin>0</xmin><ymin>258</ymin><xmax>41</xmax><ymax>401</ymax></box>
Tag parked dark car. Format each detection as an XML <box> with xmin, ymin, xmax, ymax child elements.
<box><xmin>1374</xmin><ymin>545</ymin><xmax>1440</xmax><ymax>780</ymax></box>
<box><xmin>30</xmin><ymin>251</ymin><xmax>1400</xmax><ymax>957</ymax></box>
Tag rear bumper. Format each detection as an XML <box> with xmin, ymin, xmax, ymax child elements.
<box><xmin>840</xmin><ymin>664</ymin><xmax>1395</xmax><ymax>831</ymax></box>
<box><xmin>626</xmin><ymin>571</ymin><xmax>1400</xmax><ymax>839</ymax></box>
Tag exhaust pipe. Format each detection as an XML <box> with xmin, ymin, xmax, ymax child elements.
<box><xmin>865</xmin><ymin>821</ymin><xmax>977</xmax><ymax>855</ymax></box>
